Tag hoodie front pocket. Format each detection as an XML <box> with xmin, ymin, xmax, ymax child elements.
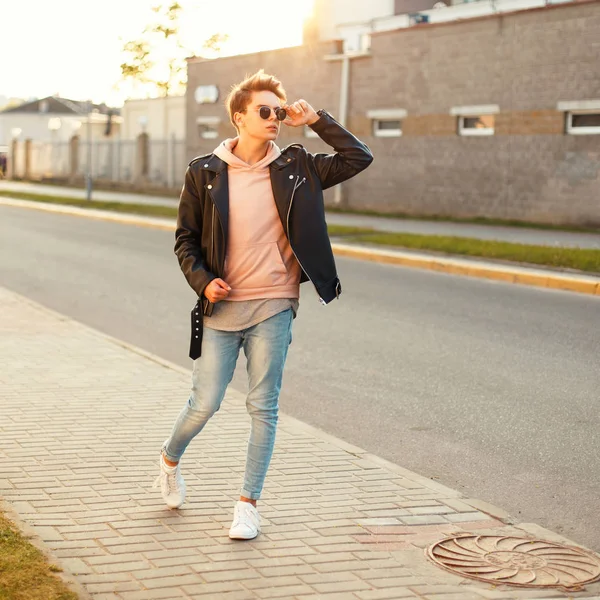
<box><xmin>224</xmin><ymin>241</ymin><xmax>289</xmax><ymax>289</ymax></box>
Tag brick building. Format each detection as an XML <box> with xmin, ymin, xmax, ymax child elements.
<box><xmin>186</xmin><ymin>0</ymin><xmax>600</xmax><ymax>226</ymax></box>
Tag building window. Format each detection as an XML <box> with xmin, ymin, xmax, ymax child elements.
<box><xmin>558</xmin><ymin>100</ymin><xmax>600</xmax><ymax>135</ymax></box>
<box><xmin>196</xmin><ymin>116</ymin><xmax>220</xmax><ymax>139</ymax></box>
<box><xmin>568</xmin><ymin>113</ymin><xmax>600</xmax><ymax>134</ymax></box>
<box><xmin>451</xmin><ymin>105</ymin><xmax>499</xmax><ymax>136</ymax></box>
<box><xmin>459</xmin><ymin>115</ymin><xmax>495</xmax><ymax>136</ymax></box>
<box><xmin>367</xmin><ymin>109</ymin><xmax>406</xmax><ymax>137</ymax></box>
<box><xmin>374</xmin><ymin>120</ymin><xmax>402</xmax><ymax>137</ymax></box>
<box><xmin>570</xmin><ymin>114</ymin><xmax>600</xmax><ymax>129</ymax></box>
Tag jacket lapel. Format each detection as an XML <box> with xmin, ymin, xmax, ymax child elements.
<box><xmin>270</xmin><ymin>153</ymin><xmax>297</xmax><ymax>236</ymax></box>
<box><xmin>201</xmin><ymin>155</ymin><xmax>229</xmax><ymax>240</ymax></box>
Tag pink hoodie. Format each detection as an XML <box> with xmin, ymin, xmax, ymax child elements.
<box><xmin>213</xmin><ymin>138</ymin><xmax>301</xmax><ymax>301</ymax></box>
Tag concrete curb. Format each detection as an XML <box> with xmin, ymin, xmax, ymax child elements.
<box><xmin>2</xmin><ymin>196</ymin><xmax>599</xmax><ymax>298</ymax></box>
<box><xmin>331</xmin><ymin>243</ymin><xmax>600</xmax><ymax>297</ymax></box>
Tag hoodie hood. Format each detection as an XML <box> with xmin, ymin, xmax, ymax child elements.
<box><xmin>213</xmin><ymin>137</ymin><xmax>281</xmax><ymax>170</ymax></box>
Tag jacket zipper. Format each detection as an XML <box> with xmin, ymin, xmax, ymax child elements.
<box><xmin>287</xmin><ymin>176</ymin><xmax>327</xmax><ymax>305</ymax></box>
<box><xmin>204</xmin><ymin>196</ymin><xmax>217</xmax><ymax>317</ymax></box>
<box><xmin>211</xmin><ymin>203</ymin><xmax>215</xmax><ymax>271</ymax></box>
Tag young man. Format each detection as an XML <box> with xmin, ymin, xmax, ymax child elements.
<box><xmin>155</xmin><ymin>70</ymin><xmax>373</xmax><ymax>540</ymax></box>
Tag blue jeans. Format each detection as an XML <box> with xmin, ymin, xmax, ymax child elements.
<box><xmin>164</xmin><ymin>309</ymin><xmax>293</xmax><ymax>500</ymax></box>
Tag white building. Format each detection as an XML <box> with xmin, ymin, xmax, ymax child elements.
<box><xmin>0</xmin><ymin>96</ymin><xmax>120</xmax><ymax>146</ymax></box>
<box><xmin>120</xmin><ymin>95</ymin><xmax>185</xmax><ymax>141</ymax></box>
<box><xmin>307</xmin><ymin>0</ymin><xmax>579</xmax><ymax>52</ymax></box>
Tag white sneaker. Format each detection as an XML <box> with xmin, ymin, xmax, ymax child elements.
<box><xmin>229</xmin><ymin>501</ymin><xmax>261</xmax><ymax>540</ymax></box>
<box><xmin>153</xmin><ymin>441</ymin><xmax>186</xmax><ymax>509</ymax></box>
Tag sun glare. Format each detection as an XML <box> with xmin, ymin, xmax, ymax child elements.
<box><xmin>2</xmin><ymin>0</ymin><xmax>316</xmax><ymax>106</ymax></box>
<box><xmin>181</xmin><ymin>0</ymin><xmax>315</xmax><ymax>57</ymax></box>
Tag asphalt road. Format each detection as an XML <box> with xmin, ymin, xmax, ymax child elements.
<box><xmin>1</xmin><ymin>204</ymin><xmax>599</xmax><ymax>551</ymax></box>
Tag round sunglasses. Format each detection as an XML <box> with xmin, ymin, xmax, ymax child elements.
<box><xmin>255</xmin><ymin>105</ymin><xmax>288</xmax><ymax>121</ymax></box>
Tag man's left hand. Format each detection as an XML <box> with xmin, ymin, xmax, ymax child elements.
<box><xmin>283</xmin><ymin>99</ymin><xmax>320</xmax><ymax>127</ymax></box>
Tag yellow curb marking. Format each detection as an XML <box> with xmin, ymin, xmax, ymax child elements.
<box><xmin>545</xmin><ymin>278</ymin><xmax>598</xmax><ymax>295</ymax></box>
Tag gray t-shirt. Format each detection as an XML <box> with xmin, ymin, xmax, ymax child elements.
<box><xmin>203</xmin><ymin>298</ymin><xmax>299</xmax><ymax>332</ymax></box>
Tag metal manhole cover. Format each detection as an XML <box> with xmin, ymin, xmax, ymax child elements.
<box><xmin>427</xmin><ymin>535</ymin><xmax>600</xmax><ymax>591</ymax></box>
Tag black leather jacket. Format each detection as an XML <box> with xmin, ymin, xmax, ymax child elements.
<box><xmin>175</xmin><ymin>109</ymin><xmax>373</xmax><ymax>359</ymax></box>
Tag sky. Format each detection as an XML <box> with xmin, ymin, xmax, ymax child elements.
<box><xmin>2</xmin><ymin>0</ymin><xmax>315</xmax><ymax>107</ymax></box>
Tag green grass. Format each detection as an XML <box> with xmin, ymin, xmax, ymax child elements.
<box><xmin>0</xmin><ymin>511</ymin><xmax>78</xmax><ymax>599</ymax></box>
<box><xmin>0</xmin><ymin>190</ymin><xmax>178</xmax><ymax>219</ymax></box>
<box><xmin>342</xmin><ymin>231</ymin><xmax>600</xmax><ymax>274</ymax></box>
<box><xmin>2</xmin><ymin>191</ymin><xmax>599</xmax><ymax>274</ymax></box>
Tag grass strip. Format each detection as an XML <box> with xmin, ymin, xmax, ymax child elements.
<box><xmin>2</xmin><ymin>192</ymin><xmax>598</xmax><ymax>273</ymax></box>
<box><xmin>0</xmin><ymin>191</ymin><xmax>178</xmax><ymax>219</ymax></box>
<box><xmin>346</xmin><ymin>231</ymin><xmax>600</xmax><ymax>274</ymax></box>
<box><xmin>0</xmin><ymin>511</ymin><xmax>78</xmax><ymax>599</ymax></box>
<box><xmin>3</xmin><ymin>189</ymin><xmax>600</xmax><ymax>235</ymax></box>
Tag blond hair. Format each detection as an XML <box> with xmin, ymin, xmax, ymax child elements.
<box><xmin>226</xmin><ymin>69</ymin><xmax>287</xmax><ymax>132</ymax></box>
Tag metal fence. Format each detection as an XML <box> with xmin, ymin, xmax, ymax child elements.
<box><xmin>76</xmin><ymin>139</ymin><xmax>138</xmax><ymax>183</ymax></box>
<box><xmin>15</xmin><ymin>137</ymin><xmax>187</xmax><ymax>188</ymax></box>
<box><xmin>148</xmin><ymin>137</ymin><xmax>188</xmax><ymax>188</ymax></box>
<box><xmin>28</xmin><ymin>141</ymin><xmax>70</xmax><ymax>180</ymax></box>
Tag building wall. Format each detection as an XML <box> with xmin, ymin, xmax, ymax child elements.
<box><xmin>187</xmin><ymin>1</ymin><xmax>600</xmax><ymax>226</ymax></box>
<box><xmin>346</xmin><ymin>0</ymin><xmax>600</xmax><ymax>225</ymax></box>
<box><xmin>121</xmin><ymin>96</ymin><xmax>186</xmax><ymax>141</ymax></box>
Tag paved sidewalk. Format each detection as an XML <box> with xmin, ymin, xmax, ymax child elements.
<box><xmin>1</xmin><ymin>286</ymin><xmax>600</xmax><ymax>600</ymax></box>
<box><xmin>1</xmin><ymin>180</ymin><xmax>599</xmax><ymax>249</ymax></box>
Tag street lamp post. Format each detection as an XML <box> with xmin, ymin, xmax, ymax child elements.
<box><xmin>9</xmin><ymin>128</ymin><xmax>22</xmax><ymax>179</ymax></box>
<box><xmin>48</xmin><ymin>118</ymin><xmax>61</xmax><ymax>176</ymax></box>
<box><xmin>86</xmin><ymin>102</ymin><xmax>93</xmax><ymax>201</ymax></box>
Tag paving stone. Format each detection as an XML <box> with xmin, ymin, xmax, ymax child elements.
<box><xmin>400</xmin><ymin>515</ymin><xmax>449</xmax><ymax>525</ymax></box>
<box><xmin>253</xmin><ymin>584</ymin><xmax>316</xmax><ymax>598</ymax></box>
<box><xmin>444</xmin><ymin>511</ymin><xmax>495</xmax><ymax>522</ymax></box>
<box><xmin>58</xmin><ymin>557</ymin><xmax>94</xmax><ymax>575</ymax></box>
<box><xmin>313</xmin><ymin>560</ymin><xmax>368</xmax><ymax>573</ymax></box>
<box><xmin>246</xmin><ymin>556</ymin><xmax>307</xmax><ymax>568</ymax></box>
<box><xmin>130</xmin><ymin>564</ymin><xmax>194</xmax><ymax>579</ymax></box>
<box><xmin>312</xmin><ymin>578</ymin><xmax>373</xmax><ymax>593</ymax></box>
<box><xmin>86</xmin><ymin>581</ymin><xmax>143</xmax><ymax>594</ymax></box>
<box><xmin>425</xmin><ymin>594</ymin><xmax>493</xmax><ymax>600</ymax></box>
<box><xmin>406</xmin><ymin>506</ymin><xmax>457</xmax><ymax>515</ymax></box>
<box><xmin>299</xmin><ymin>571</ymin><xmax>361</xmax><ymax>584</ymax></box>
<box><xmin>182</xmin><ymin>581</ymin><xmax>246</xmax><ymax>596</ymax></box>
<box><xmin>91</xmin><ymin>560</ymin><xmax>152</xmax><ymax>574</ymax></box>
<box><xmin>201</xmin><ymin>568</ymin><xmax>262</xmax><ymax>583</ymax></box>
<box><xmin>292</xmin><ymin>594</ymin><xmax>361</xmax><ymax>600</ymax></box>
<box><xmin>141</xmin><ymin>573</ymin><xmax>203</xmax><ymax>589</ymax></box>
<box><xmin>356</xmin><ymin>590</ymin><xmax>419</xmax><ymax>599</ymax></box>
<box><xmin>301</xmin><ymin>551</ymin><xmax>363</xmax><ymax>565</ymax></box>
<box><xmin>119</xmin><ymin>589</ymin><xmax>186</xmax><ymax>600</ymax></box>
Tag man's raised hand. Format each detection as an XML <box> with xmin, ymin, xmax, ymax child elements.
<box><xmin>283</xmin><ymin>99</ymin><xmax>320</xmax><ymax>127</ymax></box>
